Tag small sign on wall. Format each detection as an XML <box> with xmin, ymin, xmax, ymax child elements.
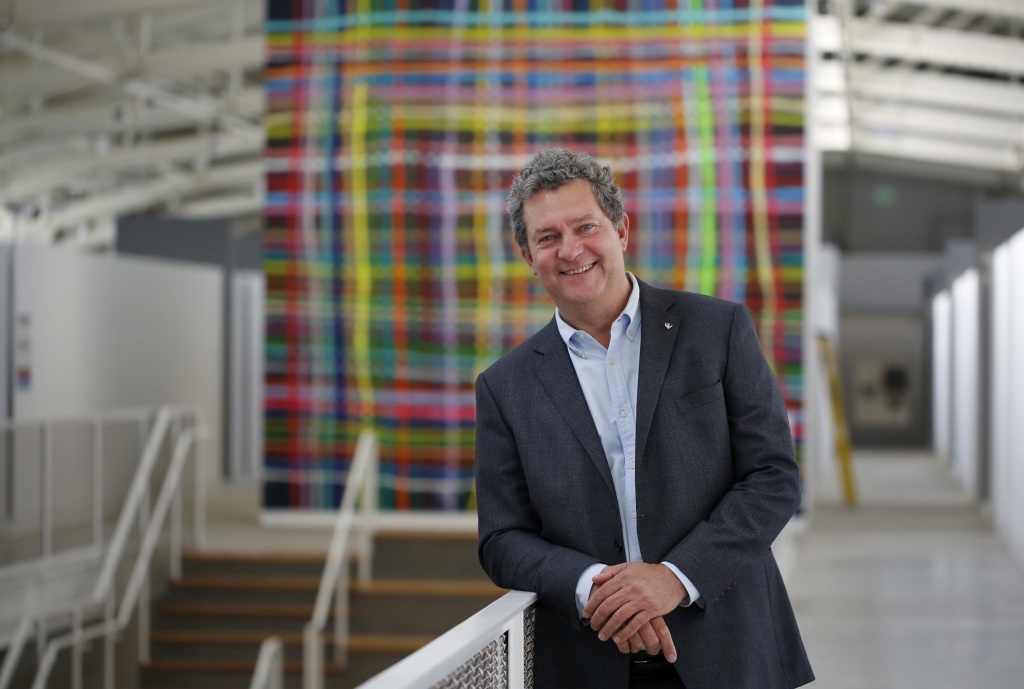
<box><xmin>852</xmin><ymin>360</ymin><xmax>912</xmax><ymax>429</ymax></box>
<box><xmin>15</xmin><ymin>312</ymin><xmax>31</xmax><ymax>391</ymax></box>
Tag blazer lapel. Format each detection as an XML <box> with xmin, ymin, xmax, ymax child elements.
<box><xmin>635</xmin><ymin>281</ymin><xmax>680</xmax><ymax>467</ymax></box>
<box><xmin>531</xmin><ymin>319</ymin><xmax>616</xmax><ymax>497</ymax></box>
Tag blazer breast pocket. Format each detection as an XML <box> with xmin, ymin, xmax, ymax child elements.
<box><xmin>674</xmin><ymin>380</ymin><xmax>725</xmax><ymax>412</ymax></box>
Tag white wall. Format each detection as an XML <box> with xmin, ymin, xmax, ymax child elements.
<box><xmin>808</xmin><ymin>243</ymin><xmax>841</xmax><ymax>504</ymax></box>
<box><xmin>950</xmin><ymin>269</ymin><xmax>981</xmax><ymax>498</ymax></box>
<box><xmin>11</xmin><ymin>245</ymin><xmax>223</xmax><ymax>486</ymax></box>
<box><xmin>990</xmin><ymin>229</ymin><xmax>1024</xmax><ymax>568</ymax></box>
<box><xmin>931</xmin><ymin>291</ymin><xmax>952</xmax><ymax>462</ymax></box>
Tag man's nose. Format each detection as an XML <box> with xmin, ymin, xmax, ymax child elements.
<box><xmin>558</xmin><ymin>234</ymin><xmax>583</xmax><ymax>261</ymax></box>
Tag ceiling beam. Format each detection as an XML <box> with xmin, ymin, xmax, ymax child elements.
<box><xmin>0</xmin><ymin>87</ymin><xmax>262</xmax><ymax>145</ymax></box>
<box><xmin>816</xmin><ymin>62</ymin><xmax>1024</xmax><ymax>117</ymax></box>
<box><xmin>9</xmin><ymin>0</ymin><xmax>263</xmax><ymax>30</ymax></box>
<box><xmin>0</xmin><ymin>31</ymin><xmax>261</xmax><ymax>141</ymax></box>
<box><xmin>814</xmin><ymin>14</ymin><xmax>1024</xmax><ymax>74</ymax></box>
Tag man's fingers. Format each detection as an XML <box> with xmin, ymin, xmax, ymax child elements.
<box><xmin>628</xmin><ymin>632</ymin><xmax>646</xmax><ymax>654</ymax></box>
<box><xmin>637</xmin><ymin>623</ymin><xmax>661</xmax><ymax>654</ymax></box>
<box><xmin>651</xmin><ymin>616</ymin><xmax>677</xmax><ymax>664</ymax></box>
<box><xmin>590</xmin><ymin>563</ymin><xmax>626</xmax><ymax>586</ymax></box>
<box><xmin>588</xmin><ymin>588</ymin><xmax>629</xmax><ymax>629</ymax></box>
<box><xmin>609</xmin><ymin>609</ymin><xmax>652</xmax><ymax>645</ymax></box>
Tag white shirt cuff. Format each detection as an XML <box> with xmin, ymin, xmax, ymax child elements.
<box><xmin>661</xmin><ymin>561</ymin><xmax>701</xmax><ymax>607</ymax></box>
<box><xmin>575</xmin><ymin>563</ymin><xmax>607</xmax><ymax>619</ymax></box>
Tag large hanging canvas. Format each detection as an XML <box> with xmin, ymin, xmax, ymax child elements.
<box><xmin>264</xmin><ymin>0</ymin><xmax>805</xmax><ymax>510</ymax></box>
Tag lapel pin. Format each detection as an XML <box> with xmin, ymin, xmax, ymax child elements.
<box><xmin>664</xmin><ymin>322</ymin><xmax>673</xmax><ymax>329</ymax></box>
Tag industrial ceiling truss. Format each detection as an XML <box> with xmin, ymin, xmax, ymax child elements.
<box><xmin>0</xmin><ymin>0</ymin><xmax>264</xmax><ymax>248</ymax></box>
<box><xmin>815</xmin><ymin>0</ymin><xmax>1024</xmax><ymax>186</ymax></box>
<box><xmin>2</xmin><ymin>0</ymin><xmax>1023</xmax><ymax>248</ymax></box>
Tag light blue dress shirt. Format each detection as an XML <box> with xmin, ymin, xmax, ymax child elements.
<box><xmin>554</xmin><ymin>273</ymin><xmax>701</xmax><ymax>618</ymax></box>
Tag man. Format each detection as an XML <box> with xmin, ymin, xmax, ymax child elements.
<box><xmin>475</xmin><ymin>148</ymin><xmax>813</xmax><ymax>689</ymax></box>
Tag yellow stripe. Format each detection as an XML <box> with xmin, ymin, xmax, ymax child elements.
<box><xmin>351</xmin><ymin>82</ymin><xmax>375</xmax><ymax>411</ymax></box>
<box><xmin>473</xmin><ymin>78</ymin><xmax>493</xmax><ymax>378</ymax></box>
<box><xmin>747</xmin><ymin>0</ymin><xmax>777</xmax><ymax>371</ymax></box>
<box><xmin>271</xmin><ymin>23</ymin><xmax>805</xmax><ymax>46</ymax></box>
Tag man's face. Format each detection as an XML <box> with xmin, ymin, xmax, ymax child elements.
<box><xmin>520</xmin><ymin>179</ymin><xmax>629</xmax><ymax>318</ymax></box>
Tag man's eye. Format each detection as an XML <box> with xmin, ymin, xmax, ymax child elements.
<box><xmin>539</xmin><ymin>235</ymin><xmax>555</xmax><ymax>243</ymax></box>
<box><xmin>580</xmin><ymin>224</ymin><xmax>596</xmax><ymax>232</ymax></box>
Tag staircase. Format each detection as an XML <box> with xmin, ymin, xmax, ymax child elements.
<box><xmin>140</xmin><ymin>532</ymin><xmax>503</xmax><ymax>688</ymax></box>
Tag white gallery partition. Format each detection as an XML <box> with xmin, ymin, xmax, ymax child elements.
<box><xmin>931</xmin><ymin>290</ymin><xmax>952</xmax><ymax>463</ymax></box>
<box><xmin>990</xmin><ymin>229</ymin><xmax>1024</xmax><ymax>567</ymax></box>
<box><xmin>10</xmin><ymin>245</ymin><xmax>223</xmax><ymax>486</ymax></box>
<box><xmin>950</xmin><ymin>269</ymin><xmax>981</xmax><ymax>498</ymax></box>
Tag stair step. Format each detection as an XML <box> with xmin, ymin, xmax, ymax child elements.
<box><xmin>172</xmin><ymin>575</ymin><xmax>501</xmax><ymax>596</ymax></box>
<box><xmin>151</xmin><ymin>630</ymin><xmax>432</xmax><ymax>653</ymax></box>
<box><xmin>159</xmin><ymin>602</ymin><xmax>320</xmax><ymax>618</ymax></box>
<box><xmin>173</xmin><ymin>575</ymin><xmax>320</xmax><ymax>591</ymax></box>
<box><xmin>142</xmin><ymin>659</ymin><xmax>341</xmax><ymax>675</ymax></box>
<box><xmin>353</xmin><ymin>579</ymin><xmax>501</xmax><ymax>597</ymax></box>
<box><xmin>184</xmin><ymin>551</ymin><xmax>327</xmax><ymax>564</ymax></box>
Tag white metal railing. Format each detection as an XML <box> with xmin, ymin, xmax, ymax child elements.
<box><xmin>250</xmin><ymin>636</ymin><xmax>284</xmax><ymax>689</ymax></box>
<box><xmin>0</xmin><ymin>616</ymin><xmax>31</xmax><ymax>689</ymax></box>
<box><xmin>0</xmin><ymin>406</ymin><xmax>205</xmax><ymax>689</ymax></box>
<box><xmin>303</xmin><ymin>428</ymin><xmax>379</xmax><ymax>689</ymax></box>
<box><xmin>356</xmin><ymin>590</ymin><xmax>537</xmax><ymax>689</ymax></box>
<box><xmin>0</xmin><ymin>407</ymin><xmax>152</xmax><ymax>569</ymax></box>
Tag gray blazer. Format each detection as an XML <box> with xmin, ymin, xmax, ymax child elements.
<box><xmin>475</xmin><ymin>280</ymin><xmax>813</xmax><ymax>689</ymax></box>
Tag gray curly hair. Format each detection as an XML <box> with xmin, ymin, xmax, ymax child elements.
<box><xmin>507</xmin><ymin>148</ymin><xmax>625</xmax><ymax>251</ymax></box>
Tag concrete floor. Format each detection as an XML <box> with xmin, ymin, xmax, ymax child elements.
<box><xmin>788</xmin><ymin>451</ymin><xmax>1024</xmax><ymax>689</ymax></box>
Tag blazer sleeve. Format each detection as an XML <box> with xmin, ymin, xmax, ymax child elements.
<box><xmin>475</xmin><ymin>371</ymin><xmax>601</xmax><ymax>629</ymax></box>
<box><xmin>662</xmin><ymin>303</ymin><xmax>802</xmax><ymax>611</ymax></box>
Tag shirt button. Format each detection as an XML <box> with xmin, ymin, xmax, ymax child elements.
<box><xmin>631</xmin><ymin>511</ymin><xmax>637</xmax><ymax>519</ymax></box>
<box><xmin>608</xmin><ymin>358</ymin><xmax>615</xmax><ymax>366</ymax></box>
<box><xmin>619</xmin><ymin>410</ymin><xmax>627</xmax><ymax>418</ymax></box>
<box><xmin>627</xmin><ymin>330</ymin><xmax>633</xmax><ymax>337</ymax></box>
<box><xmin>629</xmin><ymin>461</ymin><xmax>635</xmax><ymax>469</ymax></box>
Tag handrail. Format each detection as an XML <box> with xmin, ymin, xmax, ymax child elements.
<box><xmin>249</xmin><ymin>636</ymin><xmax>285</xmax><ymax>689</ymax></box>
<box><xmin>303</xmin><ymin>428</ymin><xmax>378</xmax><ymax>689</ymax></box>
<box><xmin>17</xmin><ymin>410</ymin><xmax>205</xmax><ymax>689</ymax></box>
<box><xmin>0</xmin><ymin>407</ymin><xmax>150</xmax><ymax>429</ymax></box>
<box><xmin>0</xmin><ymin>616</ymin><xmax>32</xmax><ymax>688</ymax></box>
<box><xmin>91</xmin><ymin>407</ymin><xmax>172</xmax><ymax>601</ymax></box>
<box><xmin>356</xmin><ymin>590</ymin><xmax>538</xmax><ymax>689</ymax></box>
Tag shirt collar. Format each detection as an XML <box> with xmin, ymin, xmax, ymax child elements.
<box><xmin>555</xmin><ymin>272</ymin><xmax>641</xmax><ymax>349</ymax></box>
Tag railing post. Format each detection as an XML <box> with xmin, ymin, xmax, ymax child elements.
<box><xmin>93</xmin><ymin>420</ymin><xmax>104</xmax><ymax>550</ymax></box>
<box><xmin>334</xmin><ymin>566</ymin><xmax>349</xmax><ymax>670</ymax></box>
<box><xmin>104</xmin><ymin>594</ymin><xmax>115</xmax><ymax>689</ymax></box>
<box><xmin>71</xmin><ymin>607</ymin><xmax>83</xmax><ymax>689</ymax></box>
<box><xmin>35</xmin><ymin>617</ymin><xmax>46</xmax><ymax>675</ymax></box>
<box><xmin>138</xmin><ymin>484</ymin><xmax>150</xmax><ymax>664</ymax></box>
<box><xmin>507</xmin><ymin>610</ymin><xmax>525</xmax><ymax>689</ymax></box>
<box><xmin>357</xmin><ymin>432</ymin><xmax>378</xmax><ymax>584</ymax></box>
<box><xmin>193</xmin><ymin>411</ymin><xmax>206</xmax><ymax>549</ymax></box>
<box><xmin>170</xmin><ymin>429</ymin><xmax>183</xmax><ymax>580</ymax></box>
<box><xmin>303</xmin><ymin>623</ymin><xmax>321</xmax><ymax>689</ymax></box>
<box><xmin>42</xmin><ymin>423</ymin><xmax>53</xmax><ymax>559</ymax></box>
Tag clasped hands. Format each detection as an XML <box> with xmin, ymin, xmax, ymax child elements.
<box><xmin>583</xmin><ymin>562</ymin><xmax>683</xmax><ymax>663</ymax></box>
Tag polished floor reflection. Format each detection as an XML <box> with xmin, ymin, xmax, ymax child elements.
<box><xmin>789</xmin><ymin>451</ymin><xmax>1024</xmax><ymax>689</ymax></box>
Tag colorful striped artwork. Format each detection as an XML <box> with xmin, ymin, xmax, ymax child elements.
<box><xmin>264</xmin><ymin>1</ymin><xmax>805</xmax><ymax>510</ymax></box>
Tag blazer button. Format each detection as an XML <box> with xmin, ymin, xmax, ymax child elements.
<box><xmin>613</xmin><ymin>541</ymin><xmax>623</xmax><ymax>552</ymax></box>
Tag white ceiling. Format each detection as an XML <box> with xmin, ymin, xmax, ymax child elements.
<box><xmin>815</xmin><ymin>0</ymin><xmax>1024</xmax><ymax>185</ymax></box>
<box><xmin>1</xmin><ymin>0</ymin><xmax>1022</xmax><ymax>248</ymax></box>
<box><xmin>0</xmin><ymin>0</ymin><xmax>264</xmax><ymax>247</ymax></box>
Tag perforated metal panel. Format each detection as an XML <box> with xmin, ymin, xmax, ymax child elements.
<box><xmin>430</xmin><ymin>633</ymin><xmax>508</xmax><ymax>689</ymax></box>
<box><xmin>523</xmin><ymin>606</ymin><xmax>536</xmax><ymax>688</ymax></box>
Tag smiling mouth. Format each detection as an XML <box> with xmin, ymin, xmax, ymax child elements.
<box><xmin>563</xmin><ymin>262</ymin><xmax>596</xmax><ymax>276</ymax></box>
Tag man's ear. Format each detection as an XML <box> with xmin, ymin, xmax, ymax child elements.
<box><xmin>520</xmin><ymin>246</ymin><xmax>536</xmax><ymax>275</ymax></box>
<box><xmin>618</xmin><ymin>213</ymin><xmax>630</xmax><ymax>252</ymax></box>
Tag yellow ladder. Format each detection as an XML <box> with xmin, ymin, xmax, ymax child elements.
<box><xmin>817</xmin><ymin>334</ymin><xmax>858</xmax><ymax>506</ymax></box>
